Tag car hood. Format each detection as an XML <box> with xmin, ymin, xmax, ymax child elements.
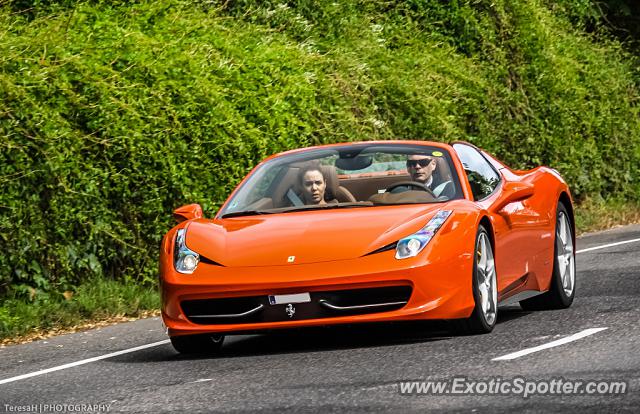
<box><xmin>185</xmin><ymin>204</ymin><xmax>445</xmax><ymax>267</ymax></box>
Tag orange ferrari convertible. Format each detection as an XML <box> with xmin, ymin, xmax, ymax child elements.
<box><xmin>160</xmin><ymin>141</ymin><xmax>576</xmax><ymax>354</ymax></box>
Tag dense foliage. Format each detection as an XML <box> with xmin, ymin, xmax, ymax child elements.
<box><xmin>1</xmin><ymin>0</ymin><xmax>639</xmax><ymax>299</ymax></box>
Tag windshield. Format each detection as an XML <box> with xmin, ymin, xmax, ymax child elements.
<box><xmin>219</xmin><ymin>143</ymin><xmax>463</xmax><ymax>218</ymax></box>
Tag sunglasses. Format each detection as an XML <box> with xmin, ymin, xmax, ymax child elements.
<box><xmin>406</xmin><ymin>158</ymin><xmax>433</xmax><ymax>168</ymax></box>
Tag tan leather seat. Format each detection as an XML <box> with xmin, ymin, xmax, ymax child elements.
<box><xmin>319</xmin><ymin>165</ymin><xmax>357</xmax><ymax>202</ymax></box>
<box><xmin>272</xmin><ymin>166</ymin><xmax>302</xmax><ymax>207</ymax></box>
<box><xmin>431</xmin><ymin>157</ymin><xmax>456</xmax><ymax>199</ymax></box>
<box><xmin>432</xmin><ymin>157</ymin><xmax>452</xmax><ymax>184</ymax></box>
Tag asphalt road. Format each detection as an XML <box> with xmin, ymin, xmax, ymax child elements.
<box><xmin>1</xmin><ymin>224</ymin><xmax>639</xmax><ymax>413</ymax></box>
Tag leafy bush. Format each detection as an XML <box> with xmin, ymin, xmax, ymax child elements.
<box><xmin>1</xmin><ymin>0</ymin><xmax>639</xmax><ymax>299</ymax></box>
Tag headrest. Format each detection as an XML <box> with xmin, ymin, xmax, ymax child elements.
<box><xmin>433</xmin><ymin>157</ymin><xmax>452</xmax><ymax>183</ymax></box>
<box><xmin>271</xmin><ymin>166</ymin><xmax>300</xmax><ymax>207</ymax></box>
<box><xmin>319</xmin><ymin>165</ymin><xmax>339</xmax><ymax>201</ymax></box>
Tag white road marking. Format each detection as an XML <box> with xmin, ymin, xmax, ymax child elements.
<box><xmin>492</xmin><ymin>328</ymin><xmax>608</xmax><ymax>361</ymax></box>
<box><xmin>0</xmin><ymin>339</ymin><xmax>170</xmax><ymax>385</ymax></box>
<box><xmin>576</xmin><ymin>237</ymin><xmax>640</xmax><ymax>254</ymax></box>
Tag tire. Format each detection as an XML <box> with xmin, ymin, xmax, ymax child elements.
<box><xmin>170</xmin><ymin>333</ymin><xmax>225</xmax><ymax>355</ymax></box>
<box><xmin>451</xmin><ymin>224</ymin><xmax>498</xmax><ymax>335</ymax></box>
<box><xmin>520</xmin><ymin>202</ymin><xmax>575</xmax><ymax>310</ymax></box>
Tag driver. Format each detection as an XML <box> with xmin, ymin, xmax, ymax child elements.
<box><xmin>406</xmin><ymin>154</ymin><xmax>437</xmax><ymax>190</ymax></box>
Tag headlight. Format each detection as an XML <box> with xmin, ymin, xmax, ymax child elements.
<box><xmin>174</xmin><ymin>228</ymin><xmax>199</xmax><ymax>274</ymax></box>
<box><xmin>395</xmin><ymin>210</ymin><xmax>452</xmax><ymax>259</ymax></box>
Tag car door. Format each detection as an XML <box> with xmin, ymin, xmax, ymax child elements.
<box><xmin>452</xmin><ymin>143</ymin><xmax>531</xmax><ymax>293</ymax></box>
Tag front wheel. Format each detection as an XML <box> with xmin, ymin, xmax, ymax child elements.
<box><xmin>520</xmin><ymin>202</ymin><xmax>575</xmax><ymax>310</ymax></box>
<box><xmin>170</xmin><ymin>333</ymin><xmax>225</xmax><ymax>355</ymax></box>
<box><xmin>451</xmin><ymin>224</ymin><xmax>498</xmax><ymax>335</ymax></box>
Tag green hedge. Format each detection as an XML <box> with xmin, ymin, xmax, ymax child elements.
<box><xmin>1</xmin><ymin>0</ymin><xmax>639</xmax><ymax>298</ymax></box>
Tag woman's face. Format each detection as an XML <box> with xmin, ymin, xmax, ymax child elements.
<box><xmin>301</xmin><ymin>170</ymin><xmax>326</xmax><ymax>204</ymax></box>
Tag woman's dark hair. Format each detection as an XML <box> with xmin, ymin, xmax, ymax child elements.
<box><xmin>298</xmin><ymin>161</ymin><xmax>326</xmax><ymax>186</ymax></box>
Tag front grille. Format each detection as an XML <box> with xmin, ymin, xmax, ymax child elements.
<box><xmin>181</xmin><ymin>285</ymin><xmax>412</xmax><ymax>325</ymax></box>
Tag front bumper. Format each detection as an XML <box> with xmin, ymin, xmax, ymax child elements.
<box><xmin>161</xmin><ymin>247</ymin><xmax>475</xmax><ymax>337</ymax></box>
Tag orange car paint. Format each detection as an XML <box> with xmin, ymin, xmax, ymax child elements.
<box><xmin>160</xmin><ymin>141</ymin><xmax>573</xmax><ymax>337</ymax></box>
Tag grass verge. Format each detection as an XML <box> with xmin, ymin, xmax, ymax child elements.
<box><xmin>0</xmin><ymin>277</ymin><xmax>159</xmax><ymax>345</ymax></box>
<box><xmin>575</xmin><ymin>198</ymin><xmax>640</xmax><ymax>235</ymax></box>
<box><xmin>1</xmin><ymin>198</ymin><xmax>638</xmax><ymax>345</ymax></box>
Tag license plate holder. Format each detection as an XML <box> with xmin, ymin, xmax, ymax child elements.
<box><xmin>268</xmin><ymin>293</ymin><xmax>311</xmax><ymax>305</ymax></box>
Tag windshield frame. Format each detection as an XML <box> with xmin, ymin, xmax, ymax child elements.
<box><xmin>216</xmin><ymin>142</ymin><xmax>464</xmax><ymax>219</ymax></box>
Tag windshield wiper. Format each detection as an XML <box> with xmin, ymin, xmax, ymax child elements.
<box><xmin>220</xmin><ymin>210</ymin><xmax>273</xmax><ymax>218</ymax></box>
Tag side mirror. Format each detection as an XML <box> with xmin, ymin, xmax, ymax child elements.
<box><xmin>173</xmin><ymin>204</ymin><xmax>203</xmax><ymax>223</ymax></box>
<box><xmin>491</xmin><ymin>182</ymin><xmax>534</xmax><ymax>213</ymax></box>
